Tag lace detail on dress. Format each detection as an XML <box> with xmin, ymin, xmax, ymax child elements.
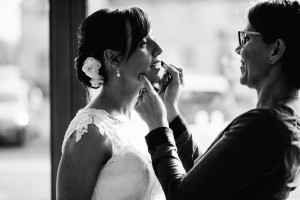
<box><xmin>61</xmin><ymin>108</ymin><xmax>120</xmax><ymax>153</ymax></box>
<box><xmin>61</xmin><ymin>108</ymin><xmax>165</xmax><ymax>200</ymax></box>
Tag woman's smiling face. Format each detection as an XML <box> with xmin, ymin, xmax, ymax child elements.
<box><xmin>235</xmin><ymin>23</ymin><xmax>273</xmax><ymax>90</ymax></box>
<box><xmin>120</xmin><ymin>30</ymin><xmax>163</xmax><ymax>90</ymax></box>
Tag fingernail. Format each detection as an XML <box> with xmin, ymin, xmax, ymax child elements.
<box><xmin>161</xmin><ymin>61</ymin><xmax>168</xmax><ymax>69</ymax></box>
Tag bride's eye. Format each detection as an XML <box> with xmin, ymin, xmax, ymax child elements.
<box><xmin>149</xmin><ymin>32</ymin><xmax>155</xmax><ymax>41</ymax></box>
<box><xmin>139</xmin><ymin>38</ymin><xmax>148</xmax><ymax>47</ymax></box>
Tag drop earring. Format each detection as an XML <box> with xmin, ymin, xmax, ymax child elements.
<box><xmin>116</xmin><ymin>67</ymin><xmax>120</xmax><ymax>77</ymax></box>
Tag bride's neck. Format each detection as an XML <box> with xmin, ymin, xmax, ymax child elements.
<box><xmin>87</xmin><ymin>86</ymin><xmax>138</xmax><ymax>119</ymax></box>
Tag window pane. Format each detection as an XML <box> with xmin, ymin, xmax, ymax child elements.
<box><xmin>0</xmin><ymin>0</ymin><xmax>50</xmax><ymax>199</ymax></box>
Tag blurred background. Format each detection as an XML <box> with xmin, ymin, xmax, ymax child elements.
<box><xmin>0</xmin><ymin>0</ymin><xmax>299</xmax><ymax>199</ymax></box>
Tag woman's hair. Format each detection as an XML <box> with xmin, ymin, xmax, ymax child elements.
<box><xmin>248</xmin><ymin>0</ymin><xmax>300</xmax><ymax>89</ymax></box>
<box><xmin>75</xmin><ymin>7</ymin><xmax>150</xmax><ymax>89</ymax></box>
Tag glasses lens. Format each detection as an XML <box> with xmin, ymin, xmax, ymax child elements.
<box><xmin>238</xmin><ymin>31</ymin><xmax>245</xmax><ymax>47</ymax></box>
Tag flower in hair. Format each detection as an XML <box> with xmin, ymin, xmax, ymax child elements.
<box><xmin>82</xmin><ymin>57</ymin><xmax>104</xmax><ymax>87</ymax></box>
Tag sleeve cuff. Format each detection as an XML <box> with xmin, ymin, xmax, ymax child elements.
<box><xmin>145</xmin><ymin>127</ymin><xmax>175</xmax><ymax>150</ymax></box>
<box><xmin>169</xmin><ymin>115</ymin><xmax>188</xmax><ymax>138</ymax></box>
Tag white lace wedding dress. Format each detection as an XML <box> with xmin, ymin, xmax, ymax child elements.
<box><xmin>61</xmin><ymin>108</ymin><xmax>165</xmax><ymax>200</ymax></box>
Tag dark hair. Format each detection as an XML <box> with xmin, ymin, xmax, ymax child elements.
<box><xmin>248</xmin><ymin>0</ymin><xmax>300</xmax><ymax>89</ymax></box>
<box><xmin>75</xmin><ymin>7</ymin><xmax>150</xmax><ymax>89</ymax></box>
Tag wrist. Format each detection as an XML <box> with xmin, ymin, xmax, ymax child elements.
<box><xmin>148</xmin><ymin>118</ymin><xmax>169</xmax><ymax>131</ymax></box>
<box><xmin>166</xmin><ymin>105</ymin><xmax>180</xmax><ymax>123</ymax></box>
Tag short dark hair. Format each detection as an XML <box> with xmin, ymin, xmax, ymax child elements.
<box><xmin>248</xmin><ymin>0</ymin><xmax>300</xmax><ymax>89</ymax></box>
<box><xmin>75</xmin><ymin>7</ymin><xmax>150</xmax><ymax>89</ymax></box>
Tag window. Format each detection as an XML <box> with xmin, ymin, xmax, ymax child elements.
<box><xmin>0</xmin><ymin>0</ymin><xmax>50</xmax><ymax>199</ymax></box>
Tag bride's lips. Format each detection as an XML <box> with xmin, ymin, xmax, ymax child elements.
<box><xmin>150</xmin><ymin>60</ymin><xmax>161</xmax><ymax>71</ymax></box>
<box><xmin>139</xmin><ymin>61</ymin><xmax>161</xmax><ymax>88</ymax></box>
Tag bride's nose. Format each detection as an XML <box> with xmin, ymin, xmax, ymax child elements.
<box><xmin>152</xmin><ymin>41</ymin><xmax>163</xmax><ymax>57</ymax></box>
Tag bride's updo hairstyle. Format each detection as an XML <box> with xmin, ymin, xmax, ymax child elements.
<box><xmin>75</xmin><ymin>7</ymin><xmax>150</xmax><ymax>89</ymax></box>
<box><xmin>248</xmin><ymin>0</ymin><xmax>300</xmax><ymax>89</ymax></box>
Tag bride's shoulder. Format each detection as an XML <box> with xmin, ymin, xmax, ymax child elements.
<box><xmin>60</xmin><ymin>108</ymin><xmax>113</xmax><ymax>167</ymax></box>
<box><xmin>61</xmin><ymin>108</ymin><xmax>116</xmax><ymax>152</ymax></box>
<box><xmin>72</xmin><ymin>107</ymin><xmax>118</xmax><ymax>126</ymax></box>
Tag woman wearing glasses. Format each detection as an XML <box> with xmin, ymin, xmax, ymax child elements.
<box><xmin>135</xmin><ymin>0</ymin><xmax>300</xmax><ymax>199</ymax></box>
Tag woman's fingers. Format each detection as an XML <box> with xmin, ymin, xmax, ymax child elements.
<box><xmin>172</xmin><ymin>65</ymin><xmax>184</xmax><ymax>85</ymax></box>
<box><xmin>135</xmin><ymin>74</ymin><xmax>169</xmax><ymax>130</ymax></box>
<box><xmin>139</xmin><ymin>74</ymin><xmax>156</xmax><ymax>93</ymax></box>
<box><xmin>162</xmin><ymin>63</ymin><xmax>184</xmax><ymax>86</ymax></box>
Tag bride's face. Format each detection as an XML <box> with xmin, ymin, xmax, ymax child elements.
<box><xmin>121</xmin><ymin>30</ymin><xmax>164</xmax><ymax>89</ymax></box>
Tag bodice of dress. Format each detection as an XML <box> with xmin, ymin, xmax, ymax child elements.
<box><xmin>62</xmin><ymin>108</ymin><xmax>165</xmax><ymax>200</ymax></box>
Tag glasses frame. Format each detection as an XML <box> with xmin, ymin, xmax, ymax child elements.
<box><xmin>238</xmin><ymin>30</ymin><xmax>261</xmax><ymax>47</ymax></box>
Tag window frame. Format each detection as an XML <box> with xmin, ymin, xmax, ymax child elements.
<box><xmin>49</xmin><ymin>0</ymin><xmax>87</xmax><ymax>199</ymax></box>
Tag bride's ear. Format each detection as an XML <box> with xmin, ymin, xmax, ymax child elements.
<box><xmin>103</xmin><ymin>49</ymin><xmax>121</xmax><ymax>67</ymax></box>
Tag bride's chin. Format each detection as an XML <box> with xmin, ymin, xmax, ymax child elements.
<box><xmin>148</xmin><ymin>74</ymin><xmax>161</xmax><ymax>84</ymax></box>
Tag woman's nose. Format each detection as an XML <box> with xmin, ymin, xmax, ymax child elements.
<box><xmin>153</xmin><ymin>41</ymin><xmax>163</xmax><ymax>57</ymax></box>
<box><xmin>235</xmin><ymin>46</ymin><xmax>241</xmax><ymax>55</ymax></box>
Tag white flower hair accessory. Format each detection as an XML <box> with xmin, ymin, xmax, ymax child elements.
<box><xmin>82</xmin><ymin>57</ymin><xmax>104</xmax><ymax>87</ymax></box>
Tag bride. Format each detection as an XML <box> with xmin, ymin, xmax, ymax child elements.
<box><xmin>56</xmin><ymin>7</ymin><xmax>166</xmax><ymax>200</ymax></box>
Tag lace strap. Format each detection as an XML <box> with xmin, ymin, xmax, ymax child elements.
<box><xmin>61</xmin><ymin>108</ymin><xmax>117</xmax><ymax>153</ymax></box>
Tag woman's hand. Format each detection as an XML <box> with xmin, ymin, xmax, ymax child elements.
<box><xmin>135</xmin><ymin>74</ymin><xmax>169</xmax><ymax>131</ymax></box>
<box><xmin>159</xmin><ymin>64</ymin><xmax>184</xmax><ymax>122</ymax></box>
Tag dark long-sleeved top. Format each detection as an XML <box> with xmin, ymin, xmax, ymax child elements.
<box><xmin>145</xmin><ymin>104</ymin><xmax>300</xmax><ymax>200</ymax></box>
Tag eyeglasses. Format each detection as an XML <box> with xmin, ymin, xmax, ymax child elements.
<box><xmin>238</xmin><ymin>30</ymin><xmax>261</xmax><ymax>47</ymax></box>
